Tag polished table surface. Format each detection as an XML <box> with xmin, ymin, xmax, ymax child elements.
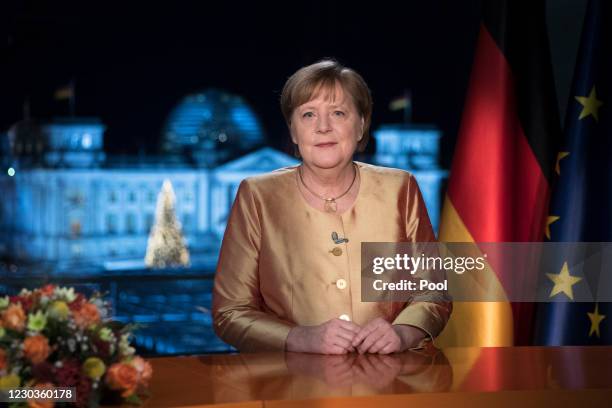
<box><xmin>135</xmin><ymin>345</ymin><xmax>612</xmax><ymax>407</ymax></box>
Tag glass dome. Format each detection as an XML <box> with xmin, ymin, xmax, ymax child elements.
<box><xmin>162</xmin><ymin>90</ymin><xmax>266</xmax><ymax>162</ymax></box>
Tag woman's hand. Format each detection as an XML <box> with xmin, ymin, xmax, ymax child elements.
<box><xmin>352</xmin><ymin>318</ymin><xmax>427</xmax><ymax>354</ymax></box>
<box><xmin>286</xmin><ymin>318</ymin><xmax>361</xmax><ymax>354</ymax></box>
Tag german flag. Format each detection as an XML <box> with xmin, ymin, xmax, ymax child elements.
<box><xmin>435</xmin><ymin>0</ymin><xmax>561</xmax><ymax>348</ymax></box>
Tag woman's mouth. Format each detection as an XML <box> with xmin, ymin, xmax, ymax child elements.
<box><xmin>315</xmin><ymin>142</ymin><xmax>337</xmax><ymax>148</ymax></box>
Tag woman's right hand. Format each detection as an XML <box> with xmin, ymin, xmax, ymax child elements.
<box><xmin>286</xmin><ymin>318</ymin><xmax>361</xmax><ymax>354</ymax></box>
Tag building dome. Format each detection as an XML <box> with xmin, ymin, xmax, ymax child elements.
<box><xmin>162</xmin><ymin>90</ymin><xmax>266</xmax><ymax>165</ymax></box>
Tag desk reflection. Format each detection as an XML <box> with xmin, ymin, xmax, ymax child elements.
<box><xmin>208</xmin><ymin>348</ymin><xmax>452</xmax><ymax>404</ymax></box>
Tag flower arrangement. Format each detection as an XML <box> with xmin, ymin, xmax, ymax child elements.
<box><xmin>0</xmin><ymin>285</ymin><xmax>152</xmax><ymax>407</ymax></box>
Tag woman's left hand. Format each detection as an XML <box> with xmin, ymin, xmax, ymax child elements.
<box><xmin>352</xmin><ymin>318</ymin><xmax>427</xmax><ymax>354</ymax></box>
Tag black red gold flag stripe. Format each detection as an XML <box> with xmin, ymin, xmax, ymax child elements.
<box><xmin>435</xmin><ymin>0</ymin><xmax>561</xmax><ymax>350</ymax></box>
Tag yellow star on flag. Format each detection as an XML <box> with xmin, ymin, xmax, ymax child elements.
<box><xmin>545</xmin><ymin>216</ymin><xmax>560</xmax><ymax>240</ymax></box>
<box><xmin>547</xmin><ymin>262</ymin><xmax>582</xmax><ymax>300</ymax></box>
<box><xmin>588</xmin><ymin>303</ymin><xmax>606</xmax><ymax>337</ymax></box>
<box><xmin>575</xmin><ymin>86</ymin><xmax>603</xmax><ymax>122</ymax></box>
<box><xmin>555</xmin><ymin>152</ymin><xmax>569</xmax><ymax>175</ymax></box>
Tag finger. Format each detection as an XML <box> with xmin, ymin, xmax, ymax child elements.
<box><xmin>333</xmin><ymin>329</ymin><xmax>360</xmax><ymax>348</ymax></box>
<box><xmin>354</xmin><ymin>319</ymin><xmax>389</xmax><ymax>346</ymax></box>
<box><xmin>336</xmin><ymin>326</ymin><xmax>361</xmax><ymax>343</ymax></box>
<box><xmin>340</xmin><ymin>341</ymin><xmax>356</xmax><ymax>353</ymax></box>
<box><xmin>362</xmin><ymin>322</ymin><xmax>393</xmax><ymax>348</ymax></box>
<box><xmin>352</xmin><ymin>322</ymin><xmax>378</xmax><ymax>347</ymax></box>
<box><xmin>336</xmin><ymin>320</ymin><xmax>362</xmax><ymax>334</ymax></box>
<box><xmin>358</xmin><ymin>329</ymin><xmax>385</xmax><ymax>354</ymax></box>
<box><xmin>377</xmin><ymin>332</ymin><xmax>401</xmax><ymax>355</ymax></box>
<box><xmin>330</xmin><ymin>335</ymin><xmax>354</xmax><ymax>351</ymax></box>
<box><xmin>368</xmin><ymin>335</ymin><xmax>391</xmax><ymax>354</ymax></box>
<box><xmin>379</xmin><ymin>342</ymin><xmax>397</xmax><ymax>355</ymax></box>
<box><xmin>379</xmin><ymin>329</ymin><xmax>402</xmax><ymax>354</ymax></box>
<box><xmin>325</xmin><ymin>344</ymin><xmax>350</xmax><ymax>355</ymax></box>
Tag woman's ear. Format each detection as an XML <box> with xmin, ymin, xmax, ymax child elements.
<box><xmin>289</xmin><ymin>124</ymin><xmax>298</xmax><ymax>145</ymax></box>
<box><xmin>289</xmin><ymin>124</ymin><xmax>301</xmax><ymax>159</ymax></box>
<box><xmin>358</xmin><ymin>116</ymin><xmax>365</xmax><ymax>141</ymax></box>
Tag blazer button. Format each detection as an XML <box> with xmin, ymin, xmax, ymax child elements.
<box><xmin>339</xmin><ymin>314</ymin><xmax>351</xmax><ymax>321</ymax></box>
<box><xmin>330</xmin><ymin>247</ymin><xmax>343</xmax><ymax>256</ymax></box>
<box><xmin>336</xmin><ymin>279</ymin><xmax>347</xmax><ymax>289</ymax></box>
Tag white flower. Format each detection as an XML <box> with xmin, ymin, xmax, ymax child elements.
<box><xmin>19</xmin><ymin>288</ymin><xmax>32</xmax><ymax>297</ymax></box>
<box><xmin>53</xmin><ymin>287</ymin><xmax>77</xmax><ymax>302</ymax></box>
<box><xmin>119</xmin><ymin>333</ymin><xmax>135</xmax><ymax>356</ymax></box>
<box><xmin>99</xmin><ymin>327</ymin><xmax>115</xmax><ymax>342</ymax></box>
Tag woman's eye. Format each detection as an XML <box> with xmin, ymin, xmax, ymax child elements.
<box><xmin>302</xmin><ymin>112</ymin><xmax>314</xmax><ymax>118</ymax></box>
<box><xmin>333</xmin><ymin>110</ymin><xmax>345</xmax><ymax>117</ymax></box>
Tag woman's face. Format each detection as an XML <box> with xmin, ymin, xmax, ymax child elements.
<box><xmin>290</xmin><ymin>83</ymin><xmax>364</xmax><ymax>170</ymax></box>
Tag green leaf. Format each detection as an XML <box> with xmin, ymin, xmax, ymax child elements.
<box><xmin>124</xmin><ymin>393</ymin><xmax>143</xmax><ymax>405</ymax></box>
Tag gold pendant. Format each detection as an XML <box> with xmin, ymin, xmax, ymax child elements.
<box><xmin>324</xmin><ymin>199</ymin><xmax>337</xmax><ymax>212</ymax></box>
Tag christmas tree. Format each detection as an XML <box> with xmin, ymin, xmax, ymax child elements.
<box><xmin>144</xmin><ymin>179</ymin><xmax>190</xmax><ymax>268</ymax></box>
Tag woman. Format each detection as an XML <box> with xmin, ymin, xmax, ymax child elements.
<box><xmin>213</xmin><ymin>60</ymin><xmax>451</xmax><ymax>354</ymax></box>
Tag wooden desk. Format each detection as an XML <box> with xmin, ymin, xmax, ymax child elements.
<box><xmin>138</xmin><ymin>346</ymin><xmax>612</xmax><ymax>407</ymax></box>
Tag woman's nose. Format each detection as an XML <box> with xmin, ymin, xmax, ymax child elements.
<box><xmin>315</xmin><ymin>115</ymin><xmax>332</xmax><ymax>133</ymax></box>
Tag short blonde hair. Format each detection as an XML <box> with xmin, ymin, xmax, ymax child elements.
<box><xmin>280</xmin><ymin>59</ymin><xmax>373</xmax><ymax>153</ymax></box>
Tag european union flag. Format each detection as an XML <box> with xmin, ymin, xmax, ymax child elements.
<box><xmin>533</xmin><ymin>0</ymin><xmax>612</xmax><ymax>345</ymax></box>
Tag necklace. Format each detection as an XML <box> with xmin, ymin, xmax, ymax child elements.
<box><xmin>298</xmin><ymin>163</ymin><xmax>358</xmax><ymax>213</ymax></box>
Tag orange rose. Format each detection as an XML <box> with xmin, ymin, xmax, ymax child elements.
<box><xmin>23</xmin><ymin>335</ymin><xmax>51</xmax><ymax>364</ymax></box>
<box><xmin>72</xmin><ymin>302</ymin><xmax>100</xmax><ymax>329</ymax></box>
<box><xmin>2</xmin><ymin>304</ymin><xmax>26</xmax><ymax>332</ymax></box>
<box><xmin>27</xmin><ymin>382</ymin><xmax>55</xmax><ymax>408</ymax></box>
<box><xmin>39</xmin><ymin>284</ymin><xmax>55</xmax><ymax>297</ymax></box>
<box><xmin>131</xmin><ymin>356</ymin><xmax>153</xmax><ymax>387</ymax></box>
<box><xmin>106</xmin><ymin>363</ymin><xmax>139</xmax><ymax>397</ymax></box>
<box><xmin>0</xmin><ymin>348</ymin><xmax>6</xmax><ymax>371</ymax></box>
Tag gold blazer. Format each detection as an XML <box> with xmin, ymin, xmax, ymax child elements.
<box><xmin>212</xmin><ymin>162</ymin><xmax>452</xmax><ymax>351</ymax></box>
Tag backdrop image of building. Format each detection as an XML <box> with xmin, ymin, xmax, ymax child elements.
<box><xmin>0</xmin><ymin>89</ymin><xmax>446</xmax><ymax>354</ymax></box>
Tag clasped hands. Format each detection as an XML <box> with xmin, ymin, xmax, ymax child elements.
<box><xmin>286</xmin><ymin>317</ymin><xmax>428</xmax><ymax>355</ymax></box>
